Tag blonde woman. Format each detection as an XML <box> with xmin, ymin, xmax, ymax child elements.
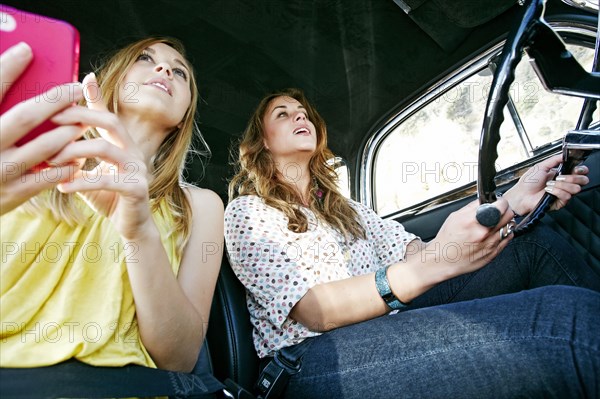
<box><xmin>1</xmin><ymin>38</ymin><xmax>223</xmax><ymax>372</ymax></box>
<box><xmin>226</xmin><ymin>88</ymin><xmax>600</xmax><ymax>398</ymax></box>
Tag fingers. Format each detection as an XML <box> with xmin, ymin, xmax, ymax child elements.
<box><xmin>82</xmin><ymin>73</ymin><xmax>106</xmax><ymax>112</ymax></box>
<box><xmin>551</xmin><ymin>173</ymin><xmax>589</xmax><ymax>189</ymax></box>
<box><xmin>1</xmin><ymin>84</ymin><xmax>83</xmax><ymax>149</ymax></box>
<box><xmin>470</xmin><ymin>198</ymin><xmax>515</xmax><ymax>244</ymax></box>
<box><xmin>494</xmin><ymin>198</ymin><xmax>515</xmax><ymax>227</ymax></box>
<box><xmin>494</xmin><ymin>217</ymin><xmax>517</xmax><ymax>243</ymax></box>
<box><xmin>487</xmin><ymin>197</ymin><xmax>516</xmax><ymax>242</ymax></box>
<box><xmin>537</xmin><ymin>156</ymin><xmax>589</xmax><ymax>182</ymax></box>
<box><xmin>0</xmin><ymin>43</ymin><xmax>33</xmax><ymax>102</ymax></box>
<box><xmin>569</xmin><ymin>164</ymin><xmax>589</xmax><ymax>176</ymax></box>
<box><xmin>51</xmin><ymin>75</ymin><xmax>134</xmax><ymax>149</ymax></box>
<box><xmin>57</xmin><ymin>163</ymin><xmax>147</xmax><ymax>200</ymax></box>
<box><xmin>435</xmin><ymin>198</ymin><xmax>515</xmax><ymax>271</ymax></box>
<box><xmin>49</xmin><ymin>137</ymin><xmax>147</xmax><ymax>196</ymax></box>
<box><xmin>51</xmin><ymin>107</ymin><xmax>125</xmax><ymax>147</ymax></box>
<box><xmin>1</xmin><ymin>162</ymin><xmax>80</xmax><ymax>215</ymax></box>
<box><xmin>545</xmin><ymin>181</ymin><xmax>580</xmax><ymax>211</ymax></box>
<box><xmin>537</xmin><ymin>153</ymin><xmax>563</xmax><ymax>171</ymax></box>
<box><xmin>49</xmin><ymin>137</ymin><xmax>134</xmax><ymax>167</ymax></box>
<box><xmin>2</xmin><ymin>125</ymin><xmax>85</xmax><ymax>173</ymax></box>
<box><xmin>484</xmin><ymin>230</ymin><xmax>512</xmax><ymax>262</ymax></box>
<box><xmin>523</xmin><ymin>154</ymin><xmax>562</xmax><ymax>185</ymax></box>
<box><xmin>545</xmin><ymin>165</ymin><xmax>589</xmax><ymax>210</ymax></box>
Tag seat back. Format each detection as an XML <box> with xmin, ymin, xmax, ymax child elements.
<box><xmin>542</xmin><ymin>151</ymin><xmax>600</xmax><ymax>275</ymax></box>
<box><xmin>206</xmin><ymin>253</ymin><xmax>260</xmax><ymax>391</ymax></box>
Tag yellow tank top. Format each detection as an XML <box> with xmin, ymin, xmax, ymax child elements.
<box><xmin>0</xmin><ymin>197</ymin><xmax>181</xmax><ymax>368</ymax></box>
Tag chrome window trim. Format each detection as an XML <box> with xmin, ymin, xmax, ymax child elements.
<box><xmin>328</xmin><ymin>156</ymin><xmax>351</xmax><ymax>198</ymax></box>
<box><xmin>547</xmin><ymin>21</ymin><xmax>598</xmax><ymax>38</ymax></box>
<box><xmin>560</xmin><ymin>0</ymin><xmax>599</xmax><ymax>14</ymax></box>
<box><xmin>360</xmin><ymin>22</ymin><xmax>596</xmax><ymax>216</ymax></box>
<box><xmin>358</xmin><ymin>42</ymin><xmax>503</xmax><ymax>210</ymax></box>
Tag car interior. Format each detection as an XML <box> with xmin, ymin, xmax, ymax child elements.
<box><xmin>2</xmin><ymin>0</ymin><xmax>599</xmax><ymax>397</ymax></box>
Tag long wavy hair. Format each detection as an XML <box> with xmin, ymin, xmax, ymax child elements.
<box><xmin>229</xmin><ymin>88</ymin><xmax>365</xmax><ymax>241</ymax></box>
<box><xmin>28</xmin><ymin>37</ymin><xmax>209</xmax><ymax>256</ymax></box>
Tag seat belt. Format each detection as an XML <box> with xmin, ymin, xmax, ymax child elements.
<box><xmin>0</xmin><ymin>360</ymin><xmax>225</xmax><ymax>399</ymax></box>
<box><xmin>0</xmin><ymin>341</ymin><xmax>312</xmax><ymax>399</ymax></box>
<box><xmin>254</xmin><ymin>338</ymin><xmax>314</xmax><ymax>399</ymax></box>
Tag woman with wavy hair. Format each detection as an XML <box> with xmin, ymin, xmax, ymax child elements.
<box><xmin>226</xmin><ymin>88</ymin><xmax>600</xmax><ymax>398</ymax></box>
<box><xmin>1</xmin><ymin>37</ymin><xmax>223</xmax><ymax>372</ymax></box>
<box><xmin>229</xmin><ymin>88</ymin><xmax>363</xmax><ymax>240</ymax></box>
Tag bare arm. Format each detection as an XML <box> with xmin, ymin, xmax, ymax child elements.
<box><xmin>125</xmin><ymin>188</ymin><xmax>223</xmax><ymax>371</ymax></box>
<box><xmin>290</xmin><ymin>199</ymin><xmax>514</xmax><ymax>332</ymax></box>
<box><xmin>289</xmin><ymin>239</ymin><xmax>437</xmax><ymax>331</ymax></box>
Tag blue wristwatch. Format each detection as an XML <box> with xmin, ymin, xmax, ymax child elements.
<box><xmin>375</xmin><ymin>266</ymin><xmax>409</xmax><ymax>310</ymax></box>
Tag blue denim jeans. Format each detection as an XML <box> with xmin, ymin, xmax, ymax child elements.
<box><xmin>284</xmin><ymin>226</ymin><xmax>600</xmax><ymax>399</ymax></box>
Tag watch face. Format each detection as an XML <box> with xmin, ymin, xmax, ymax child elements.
<box><xmin>382</xmin><ymin>292</ymin><xmax>396</xmax><ymax>302</ymax></box>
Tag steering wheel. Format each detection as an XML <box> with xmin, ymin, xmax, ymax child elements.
<box><xmin>477</xmin><ymin>0</ymin><xmax>599</xmax><ymax>236</ymax></box>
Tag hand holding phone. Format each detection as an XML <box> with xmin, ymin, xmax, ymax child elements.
<box><xmin>0</xmin><ymin>5</ymin><xmax>80</xmax><ymax>145</ymax></box>
<box><xmin>0</xmin><ymin>7</ymin><xmax>84</xmax><ymax>215</ymax></box>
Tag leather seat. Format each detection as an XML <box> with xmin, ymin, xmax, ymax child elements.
<box><xmin>206</xmin><ymin>254</ymin><xmax>260</xmax><ymax>391</ymax></box>
<box><xmin>542</xmin><ymin>151</ymin><xmax>600</xmax><ymax>276</ymax></box>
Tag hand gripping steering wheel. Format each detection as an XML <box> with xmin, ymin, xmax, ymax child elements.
<box><xmin>477</xmin><ymin>0</ymin><xmax>600</xmax><ymax>236</ymax></box>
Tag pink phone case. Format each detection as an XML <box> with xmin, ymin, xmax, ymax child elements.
<box><xmin>0</xmin><ymin>5</ymin><xmax>80</xmax><ymax>146</ymax></box>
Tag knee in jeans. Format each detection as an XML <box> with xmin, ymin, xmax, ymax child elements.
<box><xmin>529</xmin><ymin>285</ymin><xmax>600</xmax><ymax>309</ymax></box>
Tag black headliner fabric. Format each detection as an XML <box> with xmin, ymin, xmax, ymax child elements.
<box><xmin>3</xmin><ymin>0</ymin><xmax>579</xmax><ymax>197</ymax></box>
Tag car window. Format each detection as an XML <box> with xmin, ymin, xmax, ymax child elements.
<box><xmin>373</xmin><ymin>40</ymin><xmax>595</xmax><ymax>216</ymax></box>
<box><xmin>329</xmin><ymin>157</ymin><xmax>351</xmax><ymax>198</ymax></box>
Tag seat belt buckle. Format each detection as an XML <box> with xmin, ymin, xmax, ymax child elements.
<box><xmin>254</xmin><ymin>360</ymin><xmax>290</xmax><ymax>399</ymax></box>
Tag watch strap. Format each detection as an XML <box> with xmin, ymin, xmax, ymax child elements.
<box><xmin>374</xmin><ymin>266</ymin><xmax>409</xmax><ymax>310</ymax></box>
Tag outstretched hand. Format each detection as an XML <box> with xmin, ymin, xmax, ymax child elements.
<box><xmin>426</xmin><ymin>197</ymin><xmax>515</xmax><ymax>277</ymax></box>
<box><xmin>50</xmin><ymin>73</ymin><xmax>153</xmax><ymax>240</ymax></box>
<box><xmin>0</xmin><ymin>43</ymin><xmax>85</xmax><ymax>215</ymax></box>
<box><xmin>503</xmin><ymin>154</ymin><xmax>589</xmax><ymax>216</ymax></box>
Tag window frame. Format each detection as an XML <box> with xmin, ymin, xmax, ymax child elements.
<box><xmin>328</xmin><ymin>156</ymin><xmax>351</xmax><ymax>198</ymax></box>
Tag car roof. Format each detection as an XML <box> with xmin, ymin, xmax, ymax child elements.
<box><xmin>5</xmin><ymin>0</ymin><xmax>588</xmax><ymax>199</ymax></box>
